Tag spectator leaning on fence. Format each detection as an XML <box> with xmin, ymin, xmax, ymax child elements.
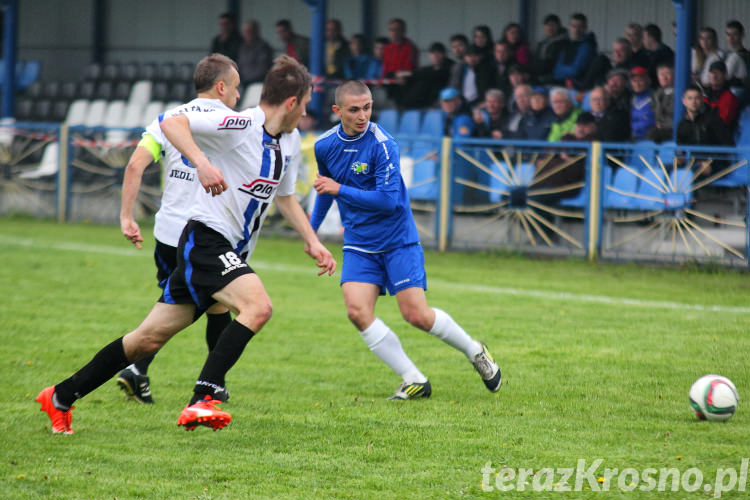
<box><xmin>589</xmin><ymin>86</ymin><xmax>630</xmax><ymax>142</ymax></box>
<box><xmin>547</xmin><ymin>87</ymin><xmax>581</xmax><ymax>142</ymax></box>
<box><xmin>439</xmin><ymin>88</ymin><xmax>475</xmax><ymax>138</ymax></box>
<box><xmin>676</xmin><ymin>84</ymin><xmax>733</xmax><ymax>148</ymax></box>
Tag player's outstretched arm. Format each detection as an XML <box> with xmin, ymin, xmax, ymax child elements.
<box><xmin>120</xmin><ymin>145</ymin><xmax>157</xmax><ymax>249</ymax></box>
<box><xmin>275</xmin><ymin>194</ymin><xmax>337</xmax><ymax>276</ymax></box>
<box><xmin>313</xmin><ymin>173</ymin><xmax>398</xmax><ymax>213</ymax></box>
<box><xmin>159</xmin><ymin>115</ymin><xmax>228</xmax><ymax>197</ymax></box>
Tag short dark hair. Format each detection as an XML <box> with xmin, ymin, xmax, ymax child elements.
<box><xmin>571</xmin><ymin>13</ymin><xmax>587</xmax><ymax>25</ymax></box>
<box><xmin>727</xmin><ymin>20</ymin><xmax>745</xmax><ymax>36</ymax></box>
<box><xmin>577</xmin><ymin>111</ymin><xmax>596</xmax><ymax>125</ymax></box>
<box><xmin>684</xmin><ymin>84</ymin><xmax>702</xmax><ymax>96</ymax></box>
<box><xmin>450</xmin><ymin>33</ymin><xmax>469</xmax><ymax>44</ymax></box>
<box><xmin>429</xmin><ymin>42</ymin><xmax>446</xmax><ymax>54</ymax></box>
<box><xmin>194</xmin><ymin>53</ymin><xmax>238</xmax><ymax>93</ymax></box>
<box><xmin>374</xmin><ymin>36</ymin><xmax>389</xmax><ymax>46</ymax></box>
<box><xmin>644</xmin><ymin>23</ymin><xmax>662</xmax><ymax>42</ymax></box>
<box><xmin>656</xmin><ymin>61</ymin><xmax>674</xmax><ymax>70</ymax></box>
<box><xmin>260</xmin><ymin>55</ymin><xmax>313</xmax><ymax>106</ymax></box>
<box><xmin>276</xmin><ymin>19</ymin><xmax>292</xmax><ymax>30</ymax></box>
<box><xmin>335</xmin><ymin>79</ymin><xmax>371</xmax><ymax>106</ymax></box>
<box><xmin>544</xmin><ymin>14</ymin><xmax>561</xmax><ymax>25</ymax></box>
<box><xmin>700</xmin><ymin>27</ymin><xmax>718</xmax><ymax>41</ymax></box>
<box><xmin>219</xmin><ymin>12</ymin><xmax>237</xmax><ymax>24</ymax></box>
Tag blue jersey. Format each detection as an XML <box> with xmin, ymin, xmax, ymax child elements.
<box><xmin>311</xmin><ymin>122</ymin><xmax>419</xmax><ymax>253</ymax></box>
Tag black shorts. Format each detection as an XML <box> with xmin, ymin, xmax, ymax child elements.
<box><xmin>153</xmin><ymin>239</ymin><xmax>177</xmax><ymax>289</ymax></box>
<box><xmin>159</xmin><ymin>220</ymin><xmax>254</xmax><ymax>311</ymax></box>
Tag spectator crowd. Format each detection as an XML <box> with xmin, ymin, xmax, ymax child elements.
<box><xmin>210</xmin><ymin>12</ymin><xmax>750</xmax><ymax>148</ymax></box>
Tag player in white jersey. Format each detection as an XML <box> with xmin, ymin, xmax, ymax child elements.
<box><xmin>116</xmin><ymin>54</ymin><xmax>237</xmax><ymax>404</ymax></box>
<box><xmin>36</xmin><ymin>56</ymin><xmax>335</xmax><ymax>434</ymax></box>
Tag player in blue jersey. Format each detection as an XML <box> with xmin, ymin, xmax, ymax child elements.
<box><xmin>36</xmin><ymin>57</ymin><xmax>336</xmax><ymax>434</ymax></box>
<box><xmin>311</xmin><ymin>80</ymin><xmax>501</xmax><ymax>400</ymax></box>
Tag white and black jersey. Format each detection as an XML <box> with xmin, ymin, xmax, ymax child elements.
<box><xmin>167</xmin><ymin>106</ymin><xmax>300</xmax><ymax>259</ymax></box>
<box><xmin>144</xmin><ymin>97</ymin><xmax>231</xmax><ymax>247</ymax></box>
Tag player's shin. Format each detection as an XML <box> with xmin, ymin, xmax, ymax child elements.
<box><xmin>53</xmin><ymin>336</ymin><xmax>129</xmax><ymax>409</ymax></box>
<box><xmin>190</xmin><ymin>320</ymin><xmax>255</xmax><ymax>404</ymax></box>
<box><xmin>427</xmin><ymin>308</ymin><xmax>482</xmax><ymax>359</ymax></box>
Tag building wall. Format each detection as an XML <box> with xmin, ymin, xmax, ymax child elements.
<box><xmin>16</xmin><ymin>0</ymin><xmax>750</xmax><ymax>82</ymax></box>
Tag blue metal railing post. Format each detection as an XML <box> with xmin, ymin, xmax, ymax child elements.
<box><xmin>1</xmin><ymin>0</ymin><xmax>18</xmax><ymax>118</ymax></box>
<box><xmin>304</xmin><ymin>0</ymin><xmax>326</xmax><ymax>120</ymax></box>
<box><xmin>672</xmin><ymin>0</ymin><xmax>694</xmax><ymax>140</ymax></box>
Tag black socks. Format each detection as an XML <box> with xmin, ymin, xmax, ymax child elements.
<box><xmin>191</xmin><ymin>320</ymin><xmax>255</xmax><ymax>404</ymax></box>
<box><xmin>54</xmin><ymin>337</ymin><xmax>129</xmax><ymax>410</ymax></box>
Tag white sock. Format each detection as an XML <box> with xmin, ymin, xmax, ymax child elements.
<box><xmin>360</xmin><ymin>318</ymin><xmax>427</xmax><ymax>384</ymax></box>
<box><xmin>428</xmin><ymin>308</ymin><xmax>482</xmax><ymax>360</ymax></box>
<box><xmin>127</xmin><ymin>364</ymin><xmax>140</xmax><ymax>375</ymax></box>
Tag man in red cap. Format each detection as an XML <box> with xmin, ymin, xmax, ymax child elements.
<box><xmin>629</xmin><ymin>66</ymin><xmax>654</xmax><ymax>140</ymax></box>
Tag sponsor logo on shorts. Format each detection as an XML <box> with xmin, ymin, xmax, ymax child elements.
<box><xmin>393</xmin><ymin>278</ymin><xmax>411</xmax><ymax>287</ymax></box>
<box><xmin>351</xmin><ymin>161</ymin><xmax>369</xmax><ymax>174</ymax></box>
<box><xmin>238</xmin><ymin>178</ymin><xmax>279</xmax><ymax>200</ymax></box>
<box><xmin>217</xmin><ymin>115</ymin><xmax>251</xmax><ymax>130</ymax></box>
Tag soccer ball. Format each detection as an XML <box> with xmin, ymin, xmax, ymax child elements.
<box><xmin>689</xmin><ymin>375</ymin><xmax>739</xmax><ymax>422</ymax></box>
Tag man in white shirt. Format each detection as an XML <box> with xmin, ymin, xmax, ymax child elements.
<box><xmin>37</xmin><ymin>56</ymin><xmax>336</xmax><ymax>434</ymax></box>
<box><xmin>116</xmin><ymin>54</ymin><xmax>237</xmax><ymax>405</ymax></box>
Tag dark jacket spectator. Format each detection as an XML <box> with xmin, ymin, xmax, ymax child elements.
<box><xmin>472</xmin><ymin>25</ymin><xmax>495</xmax><ymax>64</ymax></box>
<box><xmin>534</xmin><ymin>112</ymin><xmax>598</xmax><ymax>205</ymax></box>
<box><xmin>533</xmin><ymin>14</ymin><xmax>569</xmax><ymax>83</ymax></box>
<box><xmin>450</xmin><ymin>45</ymin><xmax>497</xmax><ymax>107</ymax></box>
<box><xmin>382</xmin><ymin>18</ymin><xmax>419</xmax><ymax>76</ymax></box>
<box><xmin>276</xmin><ymin>19</ymin><xmax>310</xmax><ymax>67</ymax></box>
<box><xmin>325</xmin><ymin>19</ymin><xmax>349</xmax><ymax>78</ymax></box>
<box><xmin>642</xmin><ymin>24</ymin><xmax>674</xmax><ymax>85</ymax></box>
<box><xmin>398</xmin><ymin>42</ymin><xmax>454</xmax><ymax>109</ymax></box>
<box><xmin>553</xmin><ymin>13</ymin><xmax>597</xmax><ymax>83</ymax></box>
<box><xmin>580</xmin><ymin>38</ymin><xmax>634</xmax><ymax>90</ymax></box>
<box><xmin>493</xmin><ymin>41</ymin><xmax>514</xmax><ymax>97</ymax></box>
<box><xmin>724</xmin><ymin>20</ymin><xmax>750</xmax><ymax>87</ymax></box>
<box><xmin>211</xmin><ymin>13</ymin><xmax>242</xmax><ymax>61</ymax></box>
<box><xmin>504</xmin><ymin>85</ymin><xmax>533</xmax><ymax>139</ymax></box>
<box><xmin>624</xmin><ymin>23</ymin><xmax>651</xmax><ymax>69</ymax></box>
<box><xmin>677</xmin><ymin>86</ymin><xmax>733</xmax><ymax>146</ymax></box>
<box><xmin>589</xmin><ymin>86</ymin><xmax>630</xmax><ymax>142</ymax></box>
<box><xmin>237</xmin><ymin>20</ymin><xmax>273</xmax><ymax>84</ymax></box>
<box><xmin>605</xmin><ymin>69</ymin><xmax>632</xmax><ymax>115</ymax></box>
<box><xmin>524</xmin><ymin>88</ymin><xmax>557</xmax><ymax>140</ymax></box>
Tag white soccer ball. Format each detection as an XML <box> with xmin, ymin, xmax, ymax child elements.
<box><xmin>689</xmin><ymin>375</ymin><xmax>739</xmax><ymax>422</ymax></box>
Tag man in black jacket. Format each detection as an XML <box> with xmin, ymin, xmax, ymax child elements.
<box><xmin>676</xmin><ymin>85</ymin><xmax>733</xmax><ymax>146</ymax></box>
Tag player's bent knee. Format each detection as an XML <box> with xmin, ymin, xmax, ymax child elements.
<box><xmin>236</xmin><ymin>300</ymin><xmax>273</xmax><ymax>330</ymax></box>
<box><xmin>346</xmin><ymin>306</ymin><xmax>373</xmax><ymax>331</ymax></box>
<box><xmin>402</xmin><ymin>307</ymin><xmax>432</xmax><ymax>331</ymax></box>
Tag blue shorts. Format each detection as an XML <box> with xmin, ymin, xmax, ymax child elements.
<box><xmin>341</xmin><ymin>243</ymin><xmax>427</xmax><ymax>296</ymax></box>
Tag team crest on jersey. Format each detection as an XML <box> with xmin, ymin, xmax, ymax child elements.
<box><xmin>217</xmin><ymin>116</ymin><xmax>251</xmax><ymax>130</ymax></box>
<box><xmin>351</xmin><ymin>161</ymin><xmax>369</xmax><ymax>174</ymax></box>
<box><xmin>239</xmin><ymin>178</ymin><xmax>279</xmax><ymax>200</ymax></box>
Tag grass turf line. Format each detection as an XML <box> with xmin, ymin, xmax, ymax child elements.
<box><xmin>1</xmin><ymin>217</ymin><xmax>749</xmax><ymax>499</ymax></box>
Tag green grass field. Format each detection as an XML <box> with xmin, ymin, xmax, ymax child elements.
<box><xmin>2</xmin><ymin>216</ymin><xmax>749</xmax><ymax>499</ymax></box>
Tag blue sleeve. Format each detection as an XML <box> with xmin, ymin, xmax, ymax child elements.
<box><xmin>310</xmin><ymin>193</ymin><xmax>334</xmax><ymax>231</ymax></box>
<box><xmin>454</xmin><ymin>114</ymin><xmax>476</xmax><ymax>137</ymax></box>
<box><xmin>553</xmin><ymin>40</ymin><xmax>595</xmax><ymax>80</ymax></box>
<box><xmin>335</xmin><ymin>139</ymin><xmax>399</xmax><ymax>213</ymax></box>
